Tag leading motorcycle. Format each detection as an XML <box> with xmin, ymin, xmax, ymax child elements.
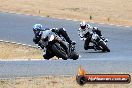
<box><xmin>39</xmin><ymin>29</ymin><xmax>79</xmax><ymax>60</ymax></box>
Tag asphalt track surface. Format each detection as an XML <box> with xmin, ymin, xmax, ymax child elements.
<box><xmin>0</xmin><ymin>12</ymin><xmax>132</xmax><ymax>78</ymax></box>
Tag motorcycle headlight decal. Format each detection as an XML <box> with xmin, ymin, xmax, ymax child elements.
<box><xmin>92</xmin><ymin>34</ymin><xmax>98</xmax><ymax>40</ymax></box>
<box><xmin>49</xmin><ymin>35</ymin><xmax>55</xmax><ymax>41</ymax></box>
<box><xmin>42</xmin><ymin>36</ymin><xmax>48</xmax><ymax>41</ymax></box>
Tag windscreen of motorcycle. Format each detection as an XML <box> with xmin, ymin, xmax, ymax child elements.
<box><xmin>42</xmin><ymin>30</ymin><xmax>52</xmax><ymax>40</ymax></box>
<box><xmin>92</xmin><ymin>33</ymin><xmax>98</xmax><ymax>40</ymax></box>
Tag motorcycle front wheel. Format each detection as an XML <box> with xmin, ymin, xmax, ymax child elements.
<box><xmin>69</xmin><ymin>51</ymin><xmax>79</xmax><ymax>60</ymax></box>
<box><xmin>52</xmin><ymin>43</ymin><xmax>68</xmax><ymax>60</ymax></box>
<box><xmin>99</xmin><ymin>41</ymin><xmax>110</xmax><ymax>52</ymax></box>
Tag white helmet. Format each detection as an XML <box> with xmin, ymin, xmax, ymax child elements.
<box><xmin>80</xmin><ymin>21</ymin><xmax>87</xmax><ymax>30</ymax></box>
<box><xmin>93</xmin><ymin>27</ymin><xmax>98</xmax><ymax>30</ymax></box>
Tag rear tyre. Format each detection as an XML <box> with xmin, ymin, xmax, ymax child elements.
<box><xmin>52</xmin><ymin>43</ymin><xmax>68</xmax><ymax>60</ymax></box>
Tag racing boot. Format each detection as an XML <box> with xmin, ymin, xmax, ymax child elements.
<box><xmin>70</xmin><ymin>41</ymin><xmax>76</xmax><ymax>45</ymax></box>
<box><xmin>68</xmin><ymin>41</ymin><xmax>76</xmax><ymax>52</ymax></box>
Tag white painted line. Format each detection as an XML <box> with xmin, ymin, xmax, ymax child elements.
<box><xmin>0</xmin><ymin>40</ymin><xmax>38</xmax><ymax>49</ymax></box>
<box><xmin>116</xmin><ymin>25</ymin><xmax>123</xmax><ymax>27</ymax></box>
<box><xmin>16</xmin><ymin>43</ymin><xmax>22</xmax><ymax>45</ymax></box>
<box><xmin>0</xmin><ymin>58</ymin><xmax>126</xmax><ymax>61</ymax></box>
<box><xmin>21</xmin><ymin>44</ymin><xmax>26</xmax><ymax>46</ymax></box>
<box><xmin>28</xmin><ymin>45</ymin><xmax>32</xmax><ymax>47</ymax></box>
<box><xmin>5</xmin><ymin>41</ymin><xmax>10</xmax><ymax>43</ymax></box>
<box><xmin>12</xmin><ymin>42</ymin><xmax>16</xmax><ymax>44</ymax></box>
<box><xmin>0</xmin><ymin>59</ymin><xmax>43</xmax><ymax>61</ymax></box>
<box><xmin>0</xmin><ymin>58</ymin><xmax>67</xmax><ymax>61</ymax></box>
<box><xmin>125</xmin><ymin>26</ymin><xmax>130</xmax><ymax>28</ymax></box>
<box><xmin>0</xmin><ymin>40</ymin><xmax>4</xmax><ymax>42</ymax></box>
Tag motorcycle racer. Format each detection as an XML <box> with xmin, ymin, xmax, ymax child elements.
<box><xmin>78</xmin><ymin>21</ymin><xmax>108</xmax><ymax>50</ymax></box>
<box><xmin>32</xmin><ymin>24</ymin><xmax>75</xmax><ymax>59</ymax></box>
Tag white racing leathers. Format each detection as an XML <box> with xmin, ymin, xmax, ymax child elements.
<box><xmin>78</xmin><ymin>24</ymin><xmax>95</xmax><ymax>50</ymax></box>
<box><xmin>78</xmin><ymin>24</ymin><xmax>93</xmax><ymax>40</ymax></box>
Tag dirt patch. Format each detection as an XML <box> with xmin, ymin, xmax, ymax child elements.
<box><xmin>0</xmin><ymin>0</ymin><xmax>132</xmax><ymax>26</ymax></box>
<box><xmin>0</xmin><ymin>75</ymin><xmax>131</xmax><ymax>88</ymax></box>
<box><xmin>0</xmin><ymin>42</ymin><xmax>43</xmax><ymax>60</ymax></box>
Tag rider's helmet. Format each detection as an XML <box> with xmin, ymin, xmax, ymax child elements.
<box><xmin>33</xmin><ymin>24</ymin><xmax>42</xmax><ymax>35</ymax></box>
<box><xmin>51</xmin><ymin>28</ymin><xmax>58</xmax><ymax>32</ymax></box>
<box><xmin>93</xmin><ymin>27</ymin><xmax>98</xmax><ymax>30</ymax></box>
<box><xmin>92</xmin><ymin>27</ymin><xmax>99</xmax><ymax>33</ymax></box>
<box><xmin>80</xmin><ymin>21</ymin><xmax>87</xmax><ymax>30</ymax></box>
<box><xmin>80</xmin><ymin>21</ymin><xmax>91</xmax><ymax>30</ymax></box>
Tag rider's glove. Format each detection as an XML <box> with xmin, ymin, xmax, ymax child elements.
<box><xmin>104</xmin><ymin>39</ymin><xmax>108</xmax><ymax>42</ymax></box>
<box><xmin>70</xmin><ymin>41</ymin><xmax>76</xmax><ymax>45</ymax></box>
<box><xmin>100</xmin><ymin>36</ymin><xmax>108</xmax><ymax>42</ymax></box>
<box><xmin>42</xmin><ymin>47</ymin><xmax>46</xmax><ymax>55</ymax></box>
<box><xmin>36</xmin><ymin>44</ymin><xmax>43</xmax><ymax>50</ymax></box>
<box><xmin>51</xmin><ymin>28</ymin><xmax>59</xmax><ymax>33</ymax></box>
<box><xmin>80</xmin><ymin>38</ymin><xmax>86</xmax><ymax>41</ymax></box>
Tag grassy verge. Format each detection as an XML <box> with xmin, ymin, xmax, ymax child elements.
<box><xmin>0</xmin><ymin>42</ymin><xmax>42</xmax><ymax>60</ymax></box>
<box><xmin>0</xmin><ymin>0</ymin><xmax>132</xmax><ymax>26</ymax></box>
<box><xmin>0</xmin><ymin>75</ymin><xmax>131</xmax><ymax>88</ymax></box>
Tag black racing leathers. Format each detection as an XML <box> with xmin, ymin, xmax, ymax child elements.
<box><xmin>33</xmin><ymin>28</ymin><xmax>73</xmax><ymax>59</ymax></box>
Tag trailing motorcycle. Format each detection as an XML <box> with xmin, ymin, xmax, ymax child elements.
<box><xmin>39</xmin><ymin>29</ymin><xmax>79</xmax><ymax>60</ymax></box>
<box><xmin>89</xmin><ymin>31</ymin><xmax>110</xmax><ymax>52</ymax></box>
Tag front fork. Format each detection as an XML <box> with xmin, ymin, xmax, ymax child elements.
<box><xmin>92</xmin><ymin>39</ymin><xmax>103</xmax><ymax>50</ymax></box>
<box><xmin>68</xmin><ymin>44</ymin><xmax>75</xmax><ymax>55</ymax></box>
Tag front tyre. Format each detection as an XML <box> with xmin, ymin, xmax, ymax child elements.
<box><xmin>70</xmin><ymin>51</ymin><xmax>79</xmax><ymax>60</ymax></box>
<box><xmin>52</xmin><ymin>43</ymin><xmax>68</xmax><ymax>60</ymax></box>
<box><xmin>99</xmin><ymin>41</ymin><xmax>110</xmax><ymax>52</ymax></box>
